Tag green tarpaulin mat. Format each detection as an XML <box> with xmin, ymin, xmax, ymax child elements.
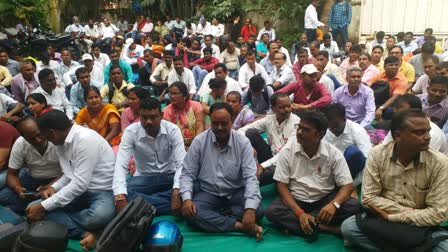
<box><xmin>65</xmin><ymin>184</ymin><xmax>352</xmax><ymax>252</ymax></box>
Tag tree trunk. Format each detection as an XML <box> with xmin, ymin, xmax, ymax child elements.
<box><xmin>48</xmin><ymin>0</ymin><xmax>60</xmax><ymax>32</ymax></box>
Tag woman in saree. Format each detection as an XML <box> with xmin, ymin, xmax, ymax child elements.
<box><xmin>162</xmin><ymin>81</ymin><xmax>204</xmax><ymax>148</ymax></box>
<box><xmin>75</xmin><ymin>86</ymin><xmax>122</xmax><ymax>145</ymax></box>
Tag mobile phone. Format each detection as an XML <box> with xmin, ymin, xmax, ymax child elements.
<box><xmin>21</xmin><ymin>191</ymin><xmax>38</xmax><ymax>198</ymax></box>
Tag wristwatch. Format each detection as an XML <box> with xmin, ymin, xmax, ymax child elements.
<box><xmin>332</xmin><ymin>201</ymin><xmax>340</xmax><ymax>209</ymax></box>
<box><xmin>379</xmin><ymin>106</ymin><xmax>385</xmax><ymax>110</ymax></box>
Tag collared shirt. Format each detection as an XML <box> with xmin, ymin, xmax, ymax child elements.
<box><xmin>240</xmin><ymin>24</ymin><xmax>256</xmax><ymax>42</ymax></box>
<box><xmin>104</xmin><ymin>60</ymin><xmax>134</xmax><ymax>84</ymax></box>
<box><xmin>383</xmin><ymin>119</ymin><xmax>448</xmax><ymax>155</ymax></box>
<box><xmin>100</xmin><ymin>81</ymin><xmax>135</xmax><ymax>106</ymax></box>
<box><xmin>257</xmin><ymin>28</ymin><xmax>276</xmax><ymax>42</ymax></box>
<box><xmin>320</xmin><ymin>74</ymin><xmax>335</xmax><ymax>95</ymax></box>
<box><xmin>238</xmin><ymin>63</ymin><xmax>271</xmax><ymax>89</ymax></box>
<box><xmin>397</xmin><ymin>41</ymin><xmax>419</xmax><ymax>55</ymax></box>
<box><xmin>274</xmin><ymin>138</ymin><xmax>353</xmax><ymax>203</ymax></box>
<box><xmin>41</xmin><ymin>125</ymin><xmax>116</xmax><ymax>211</ymax></box>
<box><xmin>324</xmin><ymin>119</ymin><xmax>372</xmax><ymax>157</ymax></box>
<box><xmin>304</xmin><ymin>4</ymin><xmax>324</xmax><ymax>29</ymax></box>
<box><xmin>167</xmin><ymin>68</ymin><xmax>196</xmax><ymax>94</ymax></box>
<box><xmin>399</xmin><ymin>61</ymin><xmax>416</xmax><ymax>83</ymax></box>
<box><xmin>418</xmin><ymin>94</ymin><xmax>448</xmax><ymax>127</ymax></box>
<box><xmin>36</xmin><ymin>60</ymin><xmax>59</xmax><ymax>74</ymax></box>
<box><xmin>84</xmin><ymin>24</ymin><xmax>100</xmax><ymax>38</ymax></box>
<box><xmin>210</xmin><ymin>23</ymin><xmax>225</xmax><ymax>37</ymax></box>
<box><xmin>150</xmin><ymin>62</ymin><xmax>175</xmax><ymax>83</ymax></box>
<box><xmin>54</xmin><ymin>61</ymin><xmax>80</xmax><ymax>86</ymax></box>
<box><xmin>328</xmin><ymin>0</ymin><xmax>352</xmax><ymax>29</ymax></box>
<box><xmin>239</xmin><ymin>113</ymin><xmax>301</xmax><ymax>168</ymax></box>
<box><xmin>320</xmin><ymin>41</ymin><xmax>340</xmax><ymax>60</ymax></box>
<box><xmin>0</xmin><ymin>65</ymin><xmax>12</xmax><ymax>87</ymax></box>
<box><xmin>339</xmin><ymin>58</ymin><xmax>359</xmax><ymax>79</ymax></box>
<box><xmin>277</xmin><ymin>80</ymin><xmax>332</xmax><ymax>108</ymax></box>
<box><xmin>113</xmin><ymin>120</ymin><xmax>186</xmax><ymax>195</ymax></box>
<box><xmin>362</xmin><ymin>142</ymin><xmax>448</xmax><ymax>226</ymax></box>
<box><xmin>180</xmin><ymin>129</ymin><xmax>261</xmax><ymax>210</ymax></box>
<box><xmin>259</xmin><ymin>57</ymin><xmax>274</xmax><ymax>77</ymax></box>
<box><xmin>201</xmin><ymin>44</ymin><xmax>221</xmax><ymax>59</ymax></box>
<box><xmin>191</xmin><ymin>57</ymin><xmax>219</xmax><ymax>72</ymax></box>
<box><xmin>0</xmin><ymin>93</ymin><xmax>17</xmax><ymax>115</ymax></box>
<box><xmin>11</xmin><ymin>73</ymin><xmax>40</xmax><ymax>103</ymax></box>
<box><xmin>373</xmin><ymin>59</ymin><xmax>384</xmax><ymax>72</ymax></box>
<box><xmin>1</xmin><ymin>59</ymin><xmax>20</xmax><ymax>76</ymax></box>
<box><xmin>219</xmin><ymin>48</ymin><xmax>240</xmax><ymax>71</ymax></box>
<box><xmin>70</xmin><ymin>80</ymin><xmax>102</xmax><ymax>114</ymax></box>
<box><xmin>270</xmin><ymin>64</ymin><xmax>295</xmax><ymax>88</ymax></box>
<box><xmin>9</xmin><ymin>137</ymin><xmax>62</xmax><ymax>179</ymax></box>
<box><xmin>412</xmin><ymin>74</ymin><xmax>430</xmax><ymax>94</ymax></box>
<box><xmin>93</xmin><ymin>53</ymin><xmax>110</xmax><ymax>68</ymax></box>
<box><xmin>33</xmin><ymin>86</ymin><xmax>73</xmax><ymax>120</ymax></box>
<box><xmin>362</xmin><ymin>64</ymin><xmax>380</xmax><ymax>84</ymax></box>
<box><xmin>100</xmin><ymin>24</ymin><xmax>119</xmax><ymax>38</ymax></box>
<box><xmin>332</xmin><ymin>84</ymin><xmax>376</xmax><ymax>126</ymax></box>
<box><xmin>368</xmin><ymin>72</ymin><xmax>408</xmax><ymax>97</ymax></box>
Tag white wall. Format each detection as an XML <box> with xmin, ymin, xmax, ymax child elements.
<box><xmin>360</xmin><ymin>0</ymin><xmax>448</xmax><ymax>36</ymax></box>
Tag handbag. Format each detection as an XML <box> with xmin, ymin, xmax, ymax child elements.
<box><xmin>355</xmin><ymin>209</ymin><xmax>448</xmax><ymax>252</ymax></box>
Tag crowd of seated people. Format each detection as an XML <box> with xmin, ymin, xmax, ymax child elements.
<box><xmin>0</xmin><ymin>11</ymin><xmax>447</xmax><ymax>251</ymax></box>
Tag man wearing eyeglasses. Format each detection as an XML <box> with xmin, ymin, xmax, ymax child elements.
<box><xmin>113</xmin><ymin>97</ymin><xmax>186</xmax><ymax>216</ymax></box>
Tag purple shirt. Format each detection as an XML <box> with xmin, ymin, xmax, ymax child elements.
<box><xmin>11</xmin><ymin>73</ymin><xmax>40</xmax><ymax>103</ymax></box>
<box><xmin>332</xmin><ymin>84</ymin><xmax>375</xmax><ymax>127</ymax></box>
<box><xmin>418</xmin><ymin>93</ymin><xmax>448</xmax><ymax>128</ymax></box>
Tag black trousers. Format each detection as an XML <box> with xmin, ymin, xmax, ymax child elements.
<box><xmin>245</xmin><ymin>129</ymin><xmax>275</xmax><ymax>186</ymax></box>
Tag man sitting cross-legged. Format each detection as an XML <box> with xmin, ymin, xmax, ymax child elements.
<box><xmin>180</xmin><ymin>102</ymin><xmax>264</xmax><ymax>240</ymax></box>
<box><xmin>27</xmin><ymin>110</ymin><xmax>116</xmax><ymax>250</ymax></box>
<box><xmin>266</xmin><ymin>110</ymin><xmax>361</xmax><ymax>241</ymax></box>
<box><xmin>0</xmin><ymin>117</ymin><xmax>62</xmax><ymax>214</ymax></box>
<box><xmin>113</xmin><ymin>97</ymin><xmax>186</xmax><ymax>215</ymax></box>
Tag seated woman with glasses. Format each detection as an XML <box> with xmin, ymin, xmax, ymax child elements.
<box><xmin>163</xmin><ymin>81</ymin><xmax>204</xmax><ymax>148</ymax></box>
<box><xmin>75</xmin><ymin>86</ymin><xmax>122</xmax><ymax>146</ymax></box>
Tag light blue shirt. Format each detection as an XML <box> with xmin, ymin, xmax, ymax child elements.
<box><xmin>180</xmin><ymin>129</ymin><xmax>261</xmax><ymax>210</ymax></box>
<box><xmin>443</xmin><ymin>120</ymin><xmax>448</xmax><ymax>141</ymax></box>
<box><xmin>113</xmin><ymin>120</ymin><xmax>186</xmax><ymax>195</ymax></box>
<box><xmin>260</xmin><ymin>57</ymin><xmax>274</xmax><ymax>77</ymax></box>
<box><xmin>69</xmin><ymin>80</ymin><xmax>102</xmax><ymax>114</ymax></box>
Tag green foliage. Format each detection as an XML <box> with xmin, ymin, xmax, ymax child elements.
<box><xmin>0</xmin><ymin>0</ymin><xmax>49</xmax><ymax>29</ymax></box>
<box><xmin>201</xmin><ymin>0</ymin><xmax>242</xmax><ymax>22</ymax></box>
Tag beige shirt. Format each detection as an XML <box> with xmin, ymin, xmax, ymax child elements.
<box><xmin>219</xmin><ymin>48</ymin><xmax>240</xmax><ymax>71</ymax></box>
<box><xmin>274</xmin><ymin>138</ymin><xmax>353</xmax><ymax>203</ymax></box>
<box><xmin>362</xmin><ymin>142</ymin><xmax>448</xmax><ymax>226</ymax></box>
<box><xmin>0</xmin><ymin>65</ymin><xmax>12</xmax><ymax>87</ymax></box>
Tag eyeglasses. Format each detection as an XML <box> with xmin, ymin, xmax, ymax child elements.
<box><xmin>169</xmin><ymin>92</ymin><xmax>183</xmax><ymax>97</ymax></box>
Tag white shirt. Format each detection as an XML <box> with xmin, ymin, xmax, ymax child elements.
<box><xmin>93</xmin><ymin>53</ymin><xmax>111</xmax><ymax>68</ymax></box>
<box><xmin>304</xmin><ymin>4</ymin><xmax>324</xmax><ymax>29</ymax></box>
<box><xmin>84</xmin><ymin>24</ymin><xmax>100</xmax><ymax>38</ymax></box>
<box><xmin>167</xmin><ymin>68</ymin><xmax>196</xmax><ymax>94</ymax></box>
<box><xmin>100</xmin><ymin>24</ymin><xmax>119</xmax><ymax>38</ymax></box>
<box><xmin>36</xmin><ymin>60</ymin><xmax>59</xmax><ymax>74</ymax></box>
<box><xmin>64</xmin><ymin>65</ymin><xmax>104</xmax><ymax>86</ymax></box>
<box><xmin>41</xmin><ymin>125</ymin><xmax>116</xmax><ymax>211</ymax></box>
<box><xmin>239</xmin><ymin>113</ymin><xmax>301</xmax><ymax>168</ymax></box>
<box><xmin>411</xmin><ymin>74</ymin><xmax>430</xmax><ymax>94</ymax></box>
<box><xmin>201</xmin><ymin>44</ymin><xmax>221</xmax><ymax>59</ymax></box>
<box><xmin>209</xmin><ymin>23</ymin><xmax>225</xmax><ymax>37</ymax></box>
<box><xmin>320</xmin><ymin>41</ymin><xmax>340</xmax><ymax>60</ymax></box>
<box><xmin>320</xmin><ymin>74</ymin><xmax>335</xmax><ymax>95</ymax></box>
<box><xmin>196</xmin><ymin>22</ymin><xmax>211</xmax><ymax>35</ymax></box>
<box><xmin>64</xmin><ymin>23</ymin><xmax>85</xmax><ymax>33</ymax></box>
<box><xmin>113</xmin><ymin>121</ymin><xmax>186</xmax><ymax>195</ymax></box>
<box><xmin>323</xmin><ymin>62</ymin><xmax>344</xmax><ymax>84</ymax></box>
<box><xmin>257</xmin><ymin>28</ymin><xmax>276</xmax><ymax>42</ymax></box>
<box><xmin>238</xmin><ymin>62</ymin><xmax>271</xmax><ymax>89</ymax></box>
<box><xmin>274</xmin><ymin>138</ymin><xmax>353</xmax><ymax>202</ymax></box>
<box><xmin>0</xmin><ymin>93</ymin><xmax>17</xmax><ymax>115</ymax></box>
<box><xmin>323</xmin><ymin>120</ymin><xmax>372</xmax><ymax>158</ymax></box>
<box><xmin>384</xmin><ymin>119</ymin><xmax>448</xmax><ymax>155</ymax></box>
<box><xmin>123</xmin><ymin>44</ymin><xmax>145</xmax><ymax>65</ymax></box>
<box><xmin>270</xmin><ymin>64</ymin><xmax>295</xmax><ymax>88</ymax></box>
<box><xmin>198</xmin><ymin>72</ymin><xmax>242</xmax><ymax>96</ymax></box>
<box><xmin>267</xmin><ymin>47</ymin><xmax>292</xmax><ymax>68</ymax></box>
<box><xmin>32</xmin><ymin>86</ymin><xmax>73</xmax><ymax>120</ymax></box>
<box><xmin>9</xmin><ymin>137</ymin><xmax>62</xmax><ymax>179</ymax></box>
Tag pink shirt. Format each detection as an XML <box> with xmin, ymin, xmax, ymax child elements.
<box><xmin>340</xmin><ymin>58</ymin><xmax>359</xmax><ymax>79</ymax></box>
<box><xmin>362</xmin><ymin>64</ymin><xmax>380</xmax><ymax>84</ymax></box>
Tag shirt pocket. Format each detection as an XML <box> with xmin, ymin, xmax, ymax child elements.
<box><xmin>156</xmin><ymin>144</ymin><xmax>172</xmax><ymax>163</ymax></box>
<box><xmin>414</xmin><ymin>186</ymin><xmax>430</xmax><ymax>209</ymax></box>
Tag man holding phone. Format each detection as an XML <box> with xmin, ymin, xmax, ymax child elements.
<box><xmin>0</xmin><ymin>117</ymin><xmax>62</xmax><ymax>214</ymax></box>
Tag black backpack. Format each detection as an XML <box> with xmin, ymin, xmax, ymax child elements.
<box><xmin>0</xmin><ymin>207</ymin><xmax>25</xmax><ymax>251</ymax></box>
<box><xmin>12</xmin><ymin>221</ymin><xmax>68</xmax><ymax>252</ymax></box>
<box><xmin>96</xmin><ymin>197</ymin><xmax>156</xmax><ymax>252</ymax></box>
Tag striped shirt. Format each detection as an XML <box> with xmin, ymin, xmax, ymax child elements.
<box><xmin>418</xmin><ymin>94</ymin><xmax>448</xmax><ymax>128</ymax></box>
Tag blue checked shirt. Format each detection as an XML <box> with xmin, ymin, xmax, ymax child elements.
<box><xmin>328</xmin><ymin>1</ymin><xmax>352</xmax><ymax>29</ymax></box>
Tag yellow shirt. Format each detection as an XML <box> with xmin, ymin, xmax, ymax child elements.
<box><xmin>400</xmin><ymin>61</ymin><xmax>415</xmax><ymax>83</ymax></box>
<box><xmin>374</xmin><ymin>59</ymin><xmax>384</xmax><ymax>72</ymax></box>
<box><xmin>0</xmin><ymin>65</ymin><xmax>12</xmax><ymax>87</ymax></box>
<box><xmin>100</xmin><ymin>81</ymin><xmax>135</xmax><ymax>111</ymax></box>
